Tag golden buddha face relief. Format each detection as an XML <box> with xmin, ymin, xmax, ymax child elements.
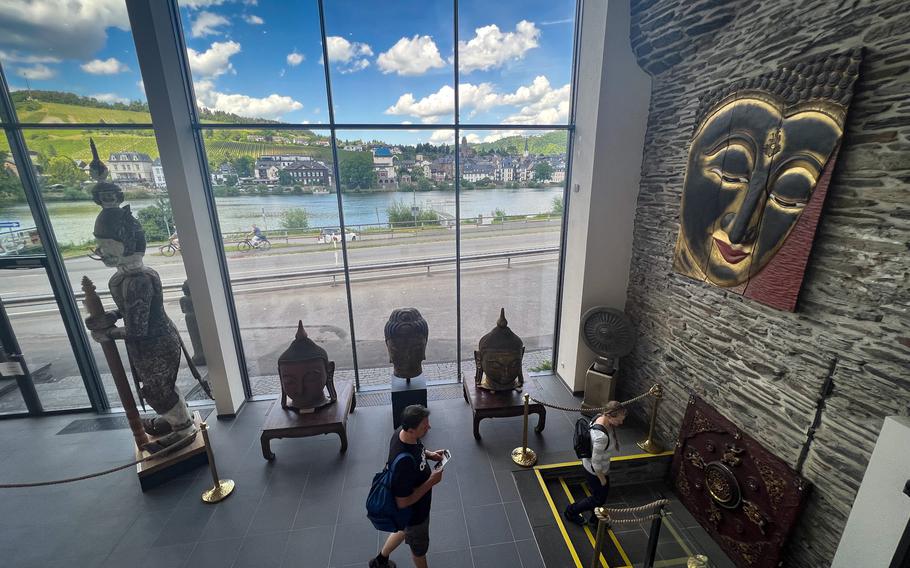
<box><xmin>674</xmin><ymin>96</ymin><xmax>842</xmax><ymax>288</ymax></box>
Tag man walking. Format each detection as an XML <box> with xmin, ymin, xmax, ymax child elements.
<box><xmin>371</xmin><ymin>405</ymin><xmax>445</xmax><ymax>568</ymax></box>
<box><xmin>564</xmin><ymin>400</ymin><xmax>626</xmax><ymax>525</ymax></box>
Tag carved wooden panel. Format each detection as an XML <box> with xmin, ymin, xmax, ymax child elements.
<box><xmin>671</xmin><ymin>396</ymin><xmax>810</xmax><ymax>567</ymax></box>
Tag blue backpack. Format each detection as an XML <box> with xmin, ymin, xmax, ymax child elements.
<box><xmin>366</xmin><ymin>452</ymin><xmax>414</xmax><ymax>532</ymax></box>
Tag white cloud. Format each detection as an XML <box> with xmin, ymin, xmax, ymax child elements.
<box><xmin>0</xmin><ymin>50</ymin><xmax>60</xmax><ymax>64</ymax></box>
<box><xmin>458</xmin><ymin>20</ymin><xmax>540</xmax><ymax>73</ymax></box>
<box><xmin>90</xmin><ymin>93</ymin><xmax>130</xmax><ymax>105</ymax></box>
<box><xmin>502</xmin><ymin>82</ymin><xmax>570</xmax><ymax>124</ymax></box>
<box><xmin>244</xmin><ymin>14</ymin><xmax>264</xmax><ymax>25</ymax></box>
<box><xmin>191</xmin><ymin>11</ymin><xmax>230</xmax><ymax>38</ymax></box>
<box><xmin>481</xmin><ymin>130</ymin><xmax>523</xmax><ymax>143</ymax></box>
<box><xmin>377</xmin><ymin>35</ymin><xmax>445</xmax><ymax>76</ymax></box>
<box><xmin>16</xmin><ymin>64</ymin><xmax>55</xmax><ymax>80</ymax></box>
<box><xmin>339</xmin><ymin>59</ymin><xmax>370</xmax><ymax>74</ymax></box>
<box><xmin>325</xmin><ymin>36</ymin><xmax>372</xmax><ymax>73</ymax></box>
<box><xmin>81</xmin><ymin>57</ymin><xmax>129</xmax><ymax>75</ymax></box>
<box><xmin>194</xmin><ymin>79</ymin><xmax>302</xmax><ymax>120</ymax></box>
<box><xmin>286</xmin><ymin>51</ymin><xmax>304</xmax><ymax>66</ymax></box>
<box><xmin>186</xmin><ymin>41</ymin><xmax>241</xmax><ymax>77</ymax></box>
<box><xmin>385</xmin><ymin>85</ymin><xmax>454</xmax><ymax>123</ymax></box>
<box><xmin>385</xmin><ymin>75</ymin><xmax>570</xmax><ymax>125</ymax></box>
<box><xmin>0</xmin><ymin>0</ymin><xmax>129</xmax><ymax>61</ymax></box>
<box><xmin>429</xmin><ymin>130</ymin><xmax>454</xmax><ymax>145</ymax></box>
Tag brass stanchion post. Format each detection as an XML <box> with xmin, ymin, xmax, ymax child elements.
<box><xmin>511</xmin><ymin>393</ymin><xmax>538</xmax><ymax>467</ymax></box>
<box><xmin>200</xmin><ymin>422</ymin><xmax>235</xmax><ymax>503</ymax></box>
<box><xmin>591</xmin><ymin>508</ymin><xmax>607</xmax><ymax>568</ymax></box>
<box><xmin>637</xmin><ymin>384</ymin><xmax>665</xmax><ymax>454</ymax></box>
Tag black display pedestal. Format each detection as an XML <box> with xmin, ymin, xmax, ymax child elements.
<box><xmin>390</xmin><ymin>375</ymin><xmax>427</xmax><ymax>429</ymax></box>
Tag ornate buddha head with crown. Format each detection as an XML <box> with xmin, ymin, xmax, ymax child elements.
<box><xmin>475</xmin><ymin>308</ymin><xmax>525</xmax><ymax>391</ymax></box>
<box><xmin>278</xmin><ymin>321</ymin><xmax>337</xmax><ymax>412</ymax></box>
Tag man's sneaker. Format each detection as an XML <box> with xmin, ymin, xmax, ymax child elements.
<box><xmin>586</xmin><ymin>513</ymin><xmax>600</xmax><ymax>526</ymax></box>
<box><xmin>563</xmin><ymin>506</ymin><xmax>585</xmax><ymax>526</ymax></box>
<box><xmin>368</xmin><ymin>555</ymin><xmax>397</xmax><ymax>568</ymax></box>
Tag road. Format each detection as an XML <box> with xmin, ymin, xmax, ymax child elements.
<box><xmin>0</xmin><ymin>222</ymin><xmax>562</xmax><ymax>411</ymax></box>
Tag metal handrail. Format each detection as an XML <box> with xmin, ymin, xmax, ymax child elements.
<box><xmin>3</xmin><ymin>246</ymin><xmax>558</xmax><ymax>307</ymax></box>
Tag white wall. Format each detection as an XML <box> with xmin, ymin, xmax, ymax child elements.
<box><xmin>832</xmin><ymin>415</ymin><xmax>910</xmax><ymax>567</ymax></box>
<box><xmin>556</xmin><ymin>0</ymin><xmax>652</xmax><ymax>391</ymax></box>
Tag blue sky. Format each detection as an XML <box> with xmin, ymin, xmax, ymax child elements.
<box><xmin>0</xmin><ymin>0</ymin><xmax>576</xmax><ymax>144</ymax></box>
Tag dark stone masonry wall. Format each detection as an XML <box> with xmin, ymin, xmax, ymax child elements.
<box><xmin>619</xmin><ymin>1</ymin><xmax>910</xmax><ymax>565</ymax></box>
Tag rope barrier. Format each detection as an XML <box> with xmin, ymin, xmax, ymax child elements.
<box><xmin>0</xmin><ymin>433</ymin><xmax>196</xmax><ymax>489</ymax></box>
<box><xmin>529</xmin><ymin>384</ymin><xmax>660</xmax><ymax>413</ymax></box>
<box><xmin>595</xmin><ymin>499</ymin><xmax>670</xmax><ymax>525</ymax></box>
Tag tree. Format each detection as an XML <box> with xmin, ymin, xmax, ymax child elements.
<box><xmin>386</xmin><ymin>201</ymin><xmax>439</xmax><ymax>227</ymax></box>
<box><xmin>339</xmin><ymin>152</ymin><xmax>376</xmax><ymax>190</ymax></box>
<box><xmin>47</xmin><ymin>156</ymin><xmax>86</xmax><ymax>187</ymax></box>
<box><xmin>417</xmin><ymin>177</ymin><xmax>433</xmax><ymax>192</ymax></box>
<box><xmin>281</xmin><ymin>208</ymin><xmax>309</xmax><ymax>230</ymax></box>
<box><xmin>551</xmin><ymin>196</ymin><xmax>563</xmax><ymax>214</ymax></box>
<box><xmin>225</xmin><ymin>174</ymin><xmax>238</xmax><ymax>187</ymax></box>
<box><xmin>136</xmin><ymin>196</ymin><xmax>174</xmax><ymax>242</ymax></box>
<box><xmin>533</xmin><ymin>162</ymin><xmax>554</xmax><ymax>182</ymax></box>
<box><xmin>277</xmin><ymin>169</ymin><xmax>293</xmax><ymax>186</ymax></box>
<box><xmin>232</xmin><ymin>156</ymin><xmax>254</xmax><ymax>178</ymax></box>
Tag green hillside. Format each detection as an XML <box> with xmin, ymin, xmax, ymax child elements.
<box><xmin>473</xmin><ymin>130</ymin><xmax>569</xmax><ymax>156</ymax></box>
<box><xmin>15</xmin><ymin>100</ymin><xmax>152</xmax><ymax>124</ymax></box>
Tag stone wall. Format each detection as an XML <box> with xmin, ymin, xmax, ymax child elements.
<box><xmin>619</xmin><ymin>1</ymin><xmax>910</xmax><ymax>565</ymax></box>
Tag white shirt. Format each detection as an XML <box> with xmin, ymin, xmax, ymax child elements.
<box><xmin>582</xmin><ymin>426</ymin><xmax>619</xmax><ymax>477</ymax></box>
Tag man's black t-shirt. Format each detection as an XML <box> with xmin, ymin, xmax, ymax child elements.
<box><xmin>388</xmin><ymin>429</ymin><xmax>432</xmax><ymax>525</ymax></box>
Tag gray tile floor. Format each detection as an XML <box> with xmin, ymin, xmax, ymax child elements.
<box><xmin>0</xmin><ymin>374</ymin><xmax>589</xmax><ymax>568</ymax></box>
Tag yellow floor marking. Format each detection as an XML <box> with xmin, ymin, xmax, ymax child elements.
<box><xmin>559</xmin><ymin>478</ymin><xmax>608</xmax><ymax>568</ymax></box>
<box><xmin>535</xmin><ymin>469</ymin><xmax>583</xmax><ymax>568</ymax></box>
<box><xmin>534</xmin><ymin>451</ymin><xmax>674</xmax><ymax>471</ymax></box>
<box><xmin>580</xmin><ymin>482</ymin><xmax>632</xmax><ymax>568</ymax></box>
<box><xmin>661</xmin><ymin>514</ymin><xmax>694</xmax><ymax>557</ymax></box>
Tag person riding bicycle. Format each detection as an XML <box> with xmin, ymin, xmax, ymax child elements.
<box><xmin>248</xmin><ymin>224</ymin><xmax>267</xmax><ymax>246</ymax></box>
<box><xmin>169</xmin><ymin>231</ymin><xmax>180</xmax><ymax>249</ymax></box>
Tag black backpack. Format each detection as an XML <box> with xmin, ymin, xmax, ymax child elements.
<box><xmin>573</xmin><ymin>417</ymin><xmax>609</xmax><ymax>459</ymax></box>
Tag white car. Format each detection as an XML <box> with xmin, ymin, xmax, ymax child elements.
<box><xmin>316</xmin><ymin>227</ymin><xmax>358</xmax><ymax>243</ymax></box>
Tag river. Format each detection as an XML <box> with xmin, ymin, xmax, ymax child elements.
<box><xmin>0</xmin><ymin>187</ymin><xmax>564</xmax><ymax>244</ymax></box>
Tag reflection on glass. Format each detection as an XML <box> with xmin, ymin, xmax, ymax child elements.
<box><xmin>0</xmin><ymin>0</ymin><xmax>151</xmax><ymax>124</ymax></box>
<box><xmin>21</xmin><ymin>128</ymin><xmax>208</xmax><ymax>407</ymax></box>
<box><xmin>202</xmin><ymin>129</ymin><xmax>355</xmax><ymax>394</ymax></box>
<box><xmin>178</xmin><ymin>0</ymin><xmax>329</xmax><ymax>124</ymax></box>
<box><xmin>457</xmin><ymin>129</ymin><xmax>567</xmax><ymax>376</ymax></box>
<box><xmin>458</xmin><ymin>0</ymin><xmax>576</xmax><ymax>125</ymax></box>
<box><xmin>324</xmin><ymin>0</ymin><xmax>454</xmax><ymax>124</ymax></box>
<box><xmin>0</xmin><ymin>136</ymin><xmax>44</xmax><ymax>255</ymax></box>
<box><xmin>0</xmin><ymin>268</ymin><xmax>91</xmax><ymax>412</ymax></box>
<box><xmin>336</xmin><ymin>130</ymin><xmax>457</xmax><ymax>385</ymax></box>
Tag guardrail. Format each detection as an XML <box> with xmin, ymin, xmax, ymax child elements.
<box><xmin>217</xmin><ymin>214</ymin><xmax>562</xmax><ymax>244</ymax></box>
<box><xmin>4</xmin><ymin>246</ymin><xmax>559</xmax><ymax>307</ymax></box>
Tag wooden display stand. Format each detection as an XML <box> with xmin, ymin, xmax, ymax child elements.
<box><xmin>260</xmin><ymin>380</ymin><xmax>355</xmax><ymax>460</ymax></box>
<box><xmin>136</xmin><ymin>410</ymin><xmax>209</xmax><ymax>491</ymax></box>
<box><xmin>463</xmin><ymin>381</ymin><xmax>546</xmax><ymax>440</ymax></box>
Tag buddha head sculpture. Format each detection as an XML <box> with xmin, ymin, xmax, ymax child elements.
<box><xmin>278</xmin><ymin>321</ymin><xmax>337</xmax><ymax>412</ymax></box>
<box><xmin>475</xmin><ymin>308</ymin><xmax>525</xmax><ymax>391</ymax></box>
<box><xmin>673</xmin><ymin>50</ymin><xmax>861</xmax><ymax>311</ymax></box>
<box><xmin>93</xmin><ymin>205</ymin><xmax>146</xmax><ymax>269</ymax></box>
<box><xmin>384</xmin><ymin>308</ymin><xmax>428</xmax><ymax>380</ymax></box>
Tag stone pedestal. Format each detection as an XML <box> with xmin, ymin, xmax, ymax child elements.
<box><xmin>390</xmin><ymin>375</ymin><xmax>427</xmax><ymax>429</ymax></box>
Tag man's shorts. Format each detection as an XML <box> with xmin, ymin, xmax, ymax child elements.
<box><xmin>404</xmin><ymin>517</ymin><xmax>430</xmax><ymax>557</ymax></box>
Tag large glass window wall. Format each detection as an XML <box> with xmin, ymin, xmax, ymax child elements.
<box><xmin>180</xmin><ymin>0</ymin><xmax>577</xmax><ymax>391</ymax></box>
<box><xmin>0</xmin><ymin>0</ymin><xmax>577</xmax><ymax>413</ymax></box>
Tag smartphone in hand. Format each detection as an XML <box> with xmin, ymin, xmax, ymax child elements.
<box><xmin>435</xmin><ymin>449</ymin><xmax>451</xmax><ymax>470</ymax></box>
